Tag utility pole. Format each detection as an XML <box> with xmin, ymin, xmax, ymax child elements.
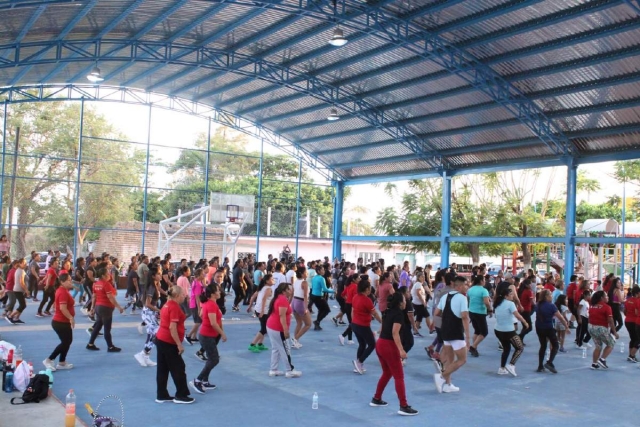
<box><xmin>7</xmin><ymin>126</ymin><xmax>20</xmax><ymax>247</ymax></box>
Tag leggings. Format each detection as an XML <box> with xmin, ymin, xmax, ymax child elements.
<box><xmin>341</xmin><ymin>304</ymin><xmax>353</xmax><ymax>340</ymax></box>
<box><xmin>28</xmin><ymin>275</ymin><xmax>38</xmax><ymax>299</ymax></box>
<box><xmin>89</xmin><ymin>305</ymin><xmax>115</xmax><ymax>347</ymax></box>
<box><xmin>536</xmin><ymin>327</ymin><xmax>559</xmax><ymax>368</ymax></box>
<box><xmin>49</xmin><ymin>321</ymin><xmax>73</xmax><ymax>362</ymax></box>
<box><xmin>142</xmin><ymin>308</ymin><xmax>160</xmax><ymax>353</ymax></box>
<box><xmin>351</xmin><ymin>323</ymin><xmax>376</xmax><ymax>363</ymax></box>
<box><xmin>71</xmin><ymin>282</ymin><xmax>84</xmax><ymax>300</ymax></box>
<box><xmin>256</xmin><ymin>311</ymin><xmax>268</xmax><ymax>335</ymax></box>
<box><xmin>197</xmin><ymin>334</ymin><xmax>221</xmax><ymax>382</ymax></box>
<box><xmin>625</xmin><ymin>321</ymin><xmax>639</xmax><ymax>350</ymax></box>
<box><xmin>576</xmin><ymin>316</ymin><xmax>591</xmax><ymax>346</ymax></box>
<box><xmin>495</xmin><ymin>330</ymin><xmax>524</xmax><ymax>367</ymax></box>
<box><xmin>611</xmin><ymin>303</ymin><xmax>623</xmax><ymax>332</ymax></box>
<box><xmin>232</xmin><ymin>285</ymin><xmax>245</xmax><ymax>308</ymax></box>
<box><xmin>518</xmin><ymin>310</ymin><xmax>533</xmax><ymax>340</ymax></box>
<box><xmin>5</xmin><ymin>291</ymin><xmax>16</xmax><ymax>312</ymax></box>
<box><xmin>155</xmin><ymin>339</ymin><xmax>190</xmax><ymax>400</ymax></box>
<box><xmin>38</xmin><ymin>286</ymin><xmax>56</xmax><ymax>314</ymax></box>
<box><xmin>311</xmin><ymin>295</ymin><xmax>330</xmax><ymax>324</ymax></box>
<box><xmin>374</xmin><ymin>338</ymin><xmax>407</xmax><ymax>407</ymax></box>
<box><xmin>267</xmin><ymin>327</ymin><xmax>294</xmax><ymax>371</ymax></box>
<box><xmin>13</xmin><ymin>292</ymin><xmax>26</xmax><ymax>314</ymax></box>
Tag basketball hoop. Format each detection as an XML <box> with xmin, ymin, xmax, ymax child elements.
<box><xmin>226</xmin><ymin>204</ymin><xmax>239</xmax><ymax>222</ymax></box>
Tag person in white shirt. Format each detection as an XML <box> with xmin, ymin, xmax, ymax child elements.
<box><xmin>285</xmin><ymin>263</ymin><xmax>297</xmax><ymax>285</ymax></box>
<box><xmin>576</xmin><ymin>290</ymin><xmax>592</xmax><ymax>349</ymax></box>
<box><xmin>368</xmin><ymin>266</ymin><xmax>380</xmax><ymax>293</ymax></box>
<box><xmin>272</xmin><ymin>263</ymin><xmax>287</xmax><ymax>287</ymax></box>
<box><xmin>411</xmin><ymin>272</ymin><xmax>433</xmax><ymax>335</ymax></box>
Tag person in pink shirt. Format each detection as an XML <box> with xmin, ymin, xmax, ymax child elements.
<box><xmin>186</xmin><ymin>268</ymin><xmax>205</xmax><ymax>345</ymax></box>
<box><xmin>176</xmin><ymin>266</ymin><xmax>191</xmax><ymax>315</ymax></box>
<box><xmin>377</xmin><ymin>272</ymin><xmax>395</xmax><ymax>312</ymax></box>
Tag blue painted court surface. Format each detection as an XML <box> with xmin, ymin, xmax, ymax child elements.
<box><xmin>2</xmin><ymin>297</ymin><xmax>638</xmax><ymax>427</ymax></box>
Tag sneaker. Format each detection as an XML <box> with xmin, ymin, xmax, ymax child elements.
<box><xmin>575</xmin><ymin>344</ymin><xmax>584</xmax><ymax>349</ymax></box>
<box><xmin>285</xmin><ymin>370</ymin><xmax>302</xmax><ymax>378</ymax></box>
<box><xmin>585</xmin><ymin>342</ymin><xmax>593</xmax><ymax>348</ymax></box>
<box><xmin>43</xmin><ymin>359</ymin><xmax>57</xmax><ymax>371</ymax></box>
<box><xmin>558</xmin><ymin>347</ymin><xmax>567</xmax><ymax>353</ymax></box>
<box><xmin>138</xmin><ymin>324</ymin><xmax>144</xmax><ymax>335</ymax></box>
<box><xmin>506</xmin><ymin>364</ymin><xmax>517</xmax><ymax>377</ymax></box>
<box><xmin>338</xmin><ymin>320</ymin><xmax>347</xmax><ymax>325</ymax></box>
<box><xmin>43</xmin><ymin>311</ymin><xmax>52</xmax><ymax>316</ymax></box>
<box><xmin>173</xmin><ymin>396</ymin><xmax>195</xmax><ymax>404</ymax></box>
<box><xmin>134</xmin><ymin>352</ymin><xmax>148</xmax><ymax>367</ymax></box>
<box><xmin>332</xmin><ymin>317</ymin><xmax>339</xmax><ymax>327</ymax></box>
<box><xmin>80</xmin><ymin>308</ymin><xmax>89</xmax><ymax>316</ymax></box>
<box><xmin>195</xmin><ymin>351</ymin><xmax>207</xmax><ymax>362</ymax></box>
<box><xmin>353</xmin><ymin>360</ymin><xmax>364</xmax><ymax>375</ymax></box>
<box><xmin>55</xmin><ymin>363</ymin><xmax>73</xmax><ymax>370</ymax></box>
<box><xmin>469</xmin><ymin>346</ymin><xmax>479</xmax><ymax>357</ymax></box>
<box><xmin>189</xmin><ymin>380</ymin><xmax>206</xmax><ymax>394</ymax></box>
<box><xmin>201</xmin><ymin>382</ymin><xmax>216</xmax><ymax>390</ymax></box>
<box><xmin>398</xmin><ymin>405</ymin><xmax>418</xmax><ymax>416</ymax></box>
<box><xmin>433</xmin><ymin>373</ymin><xmax>445</xmax><ymax>393</ymax></box>
<box><xmin>13</xmin><ymin>319</ymin><xmax>25</xmax><ymax>324</ymax></box>
<box><xmin>536</xmin><ymin>366</ymin><xmax>545</xmax><ymax>373</ymax></box>
<box><xmin>338</xmin><ymin>335</ymin><xmax>345</xmax><ymax>346</ymax></box>
<box><xmin>590</xmin><ymin>363</ymin><xmax>600</xmax><ymax>370</ymax></box>
<box><xmin>268</xmin><ymin>370</ymin><xmax>285</xmax><ymax>377</ymax></box>
<box><xmin>35</xmin><ymin>313</ymin><xmax>44</xmax><ymax>318</ymax></box>
<box><xmin>257</xmin><ymin>343</ymin><xmax>268</xmax><ymax>351</ymax></box>
<box><xmin>497</xmin><ymin>343</ymin><xmax>503</xmax><ymax>352</ymax></box>
<box><xmin>413</xmin><ymin>331</ymin><xmax>423</xmax><ymax>337</ymax></box>
<box><xmin>442</xmin><ymin>383</ymin><xmax>460</xmax><ymax>393</ymax></box>
<box><xmin>185</xmin><ymin>337</ymin><xmax>194</xmax><ymax>346</ymax></box>
<box><xmin>291</xmin><ymin>339</ymin><xmax>302</xmax><ymax>349</ymax></box>
<box><xmin>143</xmin><ymin>355</ymin><xmax>157</xmax><ymax>367</ymax></box>
<box><xmin>347</xmin><ymin>340</ymin><xmax>355</xmax><ymax>345</ymax></box>
<box><xmin>107</xmin><ymin>346</ymin><xmax>122</xmax><ymax>353</ymax></box>
<box><xmin>248</xmin><ymin>344</ymin><xmax>261</xmax><ymax>353</ymax></box>
<box><xmin>497</xmin><ymin>367</ymin><xmax>509</xmax><ymax>375</ymax></box>
<box><xmin>313</xmin><ymin>321</ymin><xmax>322</xmax><ymax>331</ymax></box>
<box><xmin>86</xmin><ymin>344</ymin><xmax>100</xmax><ymax>351</ymax></box>
<box><xmin>4</xmin><ymin>316</ymin><xmax>14</xmax><ymax>325</ymax></box>
<box><xmin>597</xmin><ymin>358</ymin><xmax>608</xmax><ymax>369</ymax></box>
<box><xmin>369</xmin><ymin>398</ymin><xmax>388</xmax><ymax>407</ymax></box>
<box><xmin>86</xmin><ymin>328</ymin><xmax>93</xmax><ymax>337</ymax></box>
<box><xmin>155</xmin><ymin>396</ymin><xmax>174</xmax><ymax>403</ymax></box>
<box><xmin>627</xmin><ymin>356</ymin><xmax>638</xmax><ymax>363</ymax></box>
<box><xmin>544</xmin><ymin>361</ymin><xmax>557</xmax><ymax>374</ymax></box>
<box><xmin>425</xmin><ymin>347</ymin><xmax>435</xmax><ymax>360</ymax></box>
<box><xmin>433</xmin><ymin>359</ymin><xmax>443</xmax><ymax>374</ymax></box>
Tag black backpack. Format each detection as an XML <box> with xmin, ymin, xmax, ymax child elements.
<box><xmin>10</xmin><ymin>374</ymin><xmax>50</xmax><ymax>404</ymax></box>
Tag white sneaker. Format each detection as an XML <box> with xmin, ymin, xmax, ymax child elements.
<box><xmin>291</xmin><ymin>339</ymin><xmax>302</xmax><ymax>349</ymax></box>
<box><xmin>43</xmin><ymin>359</ymin><xmax>57</xmax><ymax>371</ymax></box>
<box><xmin>143</xmin><ymin>355</ymin><xmax>157</xmax><ymax>367</ymax></box>
<box><xmin>285</xmin><ymin>370</ymin><xmax>302</xmax><ymax>378</ymax></box>
<box><xmin>575</xmin><ymin>344</ymin><xmax>584</xmax><ymax>349</ymax></box>
<box><xmin>80</xmin><ymin>308</ymin><xmax>89</xmax><ymax>316</ymax></box>
<box><xmin>433</xmin><ymin>373</ymin><xmax>445</xmax><ymax>393</ymax></box>
<box><xmin>442</xmin><ymin>383</ymin><xmax>460</xmax><ymax>393</ymax></box>
<box><xmin>586</xmin><ymin>343</ymin><xmax>593</xmax><ymax>348</ymax></box>
<box><xmin>268</xmin><ymin>370</ymin><xmax>285</xmax><ymax>377</ymax></box>
<box><xmin>353</xmin><ymin>360</ymin><xmax>364</xmax><ymax>375</ymax></box>
<box><xmin>56</xmin><ymin>363</ymin><xmax>73</xmax><ymax>370</ymax></box>
<box><xmin>134</xmin><ymin>352</ymin><xmax>148</xmax><ymax>367</ymax></box>
<box><xmin>338</xmin><ymin>335</ymin><xmax>345</xmax><ymax>346</ymax></box>
<box><xmin>497</xmin><ymin>367</ymin><xmax>509</xmax><ymax>375</ymax></box>
<box><xmin>347</xmin><ymin>340</ymin><xmax>355</xmax><ymax>345</ymax></box>
<box><xmin>137</xmin><ymin>324</ymin><xmax>144</xmax><ymax>335</ymax></box>
<box><xmin>506</xmin><ymin>364</ymin><xmax>517</xmax><ymax>377</ymax></box>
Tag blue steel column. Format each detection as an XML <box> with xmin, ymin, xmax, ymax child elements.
<box><xmin>201</xmin><ymin>118</ymin><xmax>212</xmax><ymax>259</ymax></box>
<box><xmin>72</xmin><ymin>99</ymin><xmax>85</xmax><ymax>261</ymax></box>
<box><xmin>622</xmin><ymin>177</ymin><xmax>627</xmax><ymax>283</ymax></box>
<box><xmin>565</xmin><ymin>161</ymin><xmax>577</xmax><ymax>284</ymax></box>
<box><xmin>141</xmin><ymin>105</ymin><xmax>152</xmax><ymax>254</ymax></box>
<box><xmin>0</xmin><ymin>101</ymin><xmax>7</xmax><ymax>228</ymax></box>
<box><xmin>332</xmin><ymin>181</ymin><xmax>344</xmax><ymax>261</ymax></box>
<box><xmin>440</xmin><ymin>170</ymin><xmax>451</xmax><ymax>269</ymax></box>
<box><xmin>255</xmin><ymin>138</ymin><xmax>264</xmax><ymax>259</ymax></box>
<box><xmin>294</xmin><ymin>159</ymin><xmax>302</xmax><ymax>259</ymax></box>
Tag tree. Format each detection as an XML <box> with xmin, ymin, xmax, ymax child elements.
<box><xmin>577</xmin><ymin>170</ymin><xmax>600</xmax><ymax>202</ymax></box>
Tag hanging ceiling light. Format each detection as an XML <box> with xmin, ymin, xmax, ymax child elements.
<box><xmin>328</xmin><ymin>27</ymin><xmax>348</xmax><ymax>47</ymax></box>
<box><xmin>87</xmin><ymin>65</ymin><xmax>104</xmax><ymax>83</ymax></box>
<box><xmin>327</xmin><ymin>108</ymin><xmax>340</xmax><ymax>121</ymax></box>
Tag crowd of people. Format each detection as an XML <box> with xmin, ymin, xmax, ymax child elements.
<box><xmin>1</xmin><ymin>250</ymin><xmax>639</xmax><ymax>416</ymax></box>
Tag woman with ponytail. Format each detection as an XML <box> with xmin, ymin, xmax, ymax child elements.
<box><xmin>493</xmin><ymin>286</ymin><xmax>528</xmax><ymax>377</ymax></box>
<box><xmin>351</xmin><ymin>277</ymin><xmax>382</xmax><ymax>375</ymax></box>
<box><xmin>43</xmin><ymin>273</ymin><xmax>75</xmax><ymax>371</ymax></box>
<box><xmin>370</xmin><ymin>292</ymin><xmax>418</xmax><ymax>416</ymax></box>
<box><xmin>248</xmin><ymin>273</ymin><xmax>275</xmax><ymax>353</ymax></box>
<box><xmin>266</xmin><ymin>282</ymin><xmax>301</xmax><ymax>378</ymax></box>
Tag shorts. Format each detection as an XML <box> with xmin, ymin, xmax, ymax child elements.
<box><xmin>588</xmin><ymin>325</ymin><xmax>615</xmax><ymax>348</ymax></box>
<box><xmin>443</xmin><ymin>340</ymin><xmax>467</xmax><ymax>351</ymax></box>
<box><xmin>555</xmin><ymin>321</ymin><xmax>567</xmax><ymax>332</ymax></box>
<box><xmin>191</xmin><ymin>307</ymin><xmax>202</xmax><ymax>324</ymax></box>
<box><xmin>414</xmin><ymin>304</ymin><xmax>429</xmax><ymax>319</ymax></box>
<box><xmin>469</xmin><ymin>312</ymin><xmax>489</xmax><ymax>337</ymax></box>
<box><xmin>291</xmin><ymin>297</ymin><xmax>306</xmax><ymax>316</ymax></box>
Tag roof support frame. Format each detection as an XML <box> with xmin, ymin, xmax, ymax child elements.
<box><xmin>624</xmin><ymin>0</ymin><xmax>640</xmax><ymax>14</ymax></box>
<box><xmin>0</xmin><ymin>3</ymin><xmax>46</xmax><ymax>60</ymax></box>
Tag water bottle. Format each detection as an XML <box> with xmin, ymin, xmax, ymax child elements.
<box><xmin>65</xmin><ymin>389</ymin><xmax>76</xmax><ymax>427</ymax></box>
<box><xmin>620</xmin><ymin>342</ymin><xmax>625</xmax><ymax>353</ymax></box>
<box><xmin>582</xmin><ymin>347</ymin><xmax>587</xmax><ymax>358</ymax></box>
<box><xmin>4</xmin><ymin>371</ymin><xmax>13</xmax><ymax>392</ymax></box>
<box><xmin>312</xmin><ymin>392</ymin><xmax>318</xmax><ymax>409</ymax></box>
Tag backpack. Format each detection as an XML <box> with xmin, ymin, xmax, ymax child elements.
<box><xmin>10</xmin><ymin>374</ymin><xmax>50</xmax><ymax>404</ymax></box>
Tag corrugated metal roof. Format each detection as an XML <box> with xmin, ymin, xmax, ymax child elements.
<box><xmin>0</xmin><ymin>0</ymin><xmax>639</xmax><ymax>180</ymax></box>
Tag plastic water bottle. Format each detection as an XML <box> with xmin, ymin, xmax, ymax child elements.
<box><xmin>65</xmin><ymin>389</ymin><xmax>76</xmax><ymax>427</ymax></box>
<box><xmin>582</xmin><ymin>347</ymin><xmax>587</xmax><ymax>358</ymax></box>
<box><xmin>312</xmin><ymin>392</ymin><xmax>318</xmax><ymax>409</ymax></box>
<box><xmin>620</xmin><ymin>342</ymin><xmax>625</xmax><ymax>353</ymax></box>
<box><xmin>4</xmin><ymin>371</ymin><xmax>13</xmax><ymax>392</ymax></box>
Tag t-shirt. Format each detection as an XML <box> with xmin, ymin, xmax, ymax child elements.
<box><xmin>535</xmin><ymin>301</ymin><xmax>557</xmax><ymax>330</ymax></box>
<box><xmin>53</xmin><ymin>287</ymin><xmax>75</xmax><ymax>323</ymax></box>
<box><xmin>45</xmin><ymin>267</ymin><xmax>58</xmax><ymax>287</ymax></box>
<box><xmin>351</xmin><ymin>293</ymin><xmax>375</xmax><ymax>327</ymax></box>
<box><xmin>200</xmin><ymin>300</ymin><xmax>222</xmax><ymax>337</ymax></box>
<box><xmin>307</xmin><ymin>268</ymin><xmax>317</xmax><ymax>280</ymax></box>
<box><xmin>624</xmin><ymin>297</ymin><xmax>637</xmax><ymax>324</ymax></box>
<box><xmin>266</xmin><ymin>295</ymin><xmax>292</xmax><ymax>332</ymax></box>
<box><xmin>494</xmin><ymin>300</ymin><xmax>518</xmax><ymax>332</ymax></box>
<box><xmin>12</xmin><ymin>268</ymin><xmax>25</xmax><ymax>293</ymax></box>
<box><xmin>411</xmin><ymin>282</ymin><xmax>426</xmax><ymax>306</ymax></box>
<box><xmin>206</xmin><ymin>268</ymin><xmax>215</xmax><ymax>285</ymax></box>
<box><xmin>368</xmin><ymin>272</ymin><xmax>380</xmax><ymax>290</ymax></box>
<box><xmin>273</xmin><ymin>272</ymin><xmax>287</xmax><ymax>286</ymax></box>
<box><xmin>552</xmin><ymin>289</ymin><xmax>562</xmax><ymax>303</ymax></box>
<box><xmin>635</xmin><ymin>298</ymin><xmax>640</xmax><ymax>326</ymax></box>
<box><xmin>544</xmin><ymin>283</ymin><xmax>555</xmax><ymax>292</ymax></box>
<box><xmin>253</xmin><ymin>269</ymin><xmax>264</xmax><ymax>287</ymax></box>
<box><xmin>4</xmin><ymin>268</ymin><xmax>15</xmax><ymax>291</ymax></box>
<box><xmin>84</xmin><ymin>266</ymin><xmax>96</xmax><ymax>288</ymax></box>
<box><xmin>137</xmin><ymin>263</ymin><xmax>149</xmax><ymax>286</ymax></box>
<box><xmin>156</xmin><ymin>300</ymin><xmax>186</xmax><ymax>344</ymax></box>
<box><xmin>343</xmin><ymin>283</ymin><xmax>357</xmax><ymax>304</ymax></box>
<box><xmin>145</xmin><ymin>283</ymin><xmax>159</xmax><ymax>307</ymax></box>
<box><xmin>380</xmin><ymin>308</ymin><xmax>403</xmax><ymax>340</ymax></box>
<box><xmin>126</xmin><ymin>269</ymin><xmax>139</xmax><ymax>294</ymax></box>
<box><xmin>399</xmin><ymin>270</ymin><xmax>411</xmax><ymax>289</ymax></box>
<box><xmin>377</xmin><ymin>282</ymin><xmax>393</xmax><ymax>312</ymax></box>
<box><xmin>467</xmin><ymin>285</ymin><xmax>489</xmax><ymax>314</ymax></box>
<box><xmin>579</xmin><ymin>300</ymin><xmax>590</xmax><ymax>318</ymax></box>
<box><xmin>177</xmin><ymin>275</ymin><xmax>190</xmax><ymax>296</ymax></box>
<box><xmin>520</xmin><ymin>288</ymin><xmax>534</xmax><ymax>312</ymax></box>
<box><xmin>190</xmin><ymin>279</ymin><xmax>204</xmax><ymax>309</ymax></box>
<box><xmin>311</xmin><ymin>275</ymin><xmax>334</xmax><ymax>297</ymax></box>
<box><xmin>285</xmin><ymin>269</ymin><xmax>296</xmax><ymax>284</ymax></box>
<box><xmin>93</xmin><ymin>279</ymin><xmax>116</xmax><ymax>308</ymax></box>
<box><xmin>437</xmin><ymin>291</ymin><xmax>468</xmax><ymax>318</ymax></box>
<box><xmin>566</xmin><ymin>283</ymin><xmax>577</xmax><ymax>301</ymax></box>
<box><xmin>28</xmin><ymin>260</ymin><xmax>40</xmax><ymax>278</ymax></box>
<box><xmin>589</xmin><ymin>303</ymin><xmax>612</xmax><ymax>327</ymax></box>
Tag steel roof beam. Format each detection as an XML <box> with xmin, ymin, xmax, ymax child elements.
<box><xmin>8</xmin><ymin>0</ymin><xmax>97</xmax><ymax>85</ymax></box>
<box><xmin>0</xmin><ymin>4</ymin><xmax>46</xmax><ymax>59</ymax></box>
<box><xmin>623</xmin><ymin>0</ymin><xmax>640</xmax><ymax>14</ymax></box>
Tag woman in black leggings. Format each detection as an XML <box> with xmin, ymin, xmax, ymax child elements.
<box><xmin>43</xmin><ymin>273</ymin><xmax>75</xmax><ymax>371</ymax></box>
<box><xmin>493</xmin><ymin>286</ymin><xmax>528</xmax><ymax>377</ymax></box>
<box><xmin>608</xmin><ymin>278</ymin><xmax>624</xmax><ymax>332</ymax></box>
<box><xmin>86</xmin><ymin>265</ymin><xmax>124</xmax><ymax>352</ymax></box>
<box><xmin>535</xmin><ymin>290</ymin><xmax>569</xmax><ymax>374</ymax></box>
<box><xmin>350</xmin><ymin>277</ymin><xmax>382</xmax><ymax>374</ymax></box>
<box><xmin>231</xmin><ymin>260</ymin><xmax>246</xmax><ymax>312</ymax></box>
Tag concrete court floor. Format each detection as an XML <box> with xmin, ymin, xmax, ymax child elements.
<box><xmin>1</xmin><ymin>296</ymin><xmax>638</xmax><ymax>427</ymax></box>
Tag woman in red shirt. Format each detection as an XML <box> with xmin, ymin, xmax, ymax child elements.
<box><xmin>43</xmin><ymin>273</ymin><xmax>75</xmax><ymax>371</ymax></box>
<box><xmin>351</xmin><ymin>277</ymin><xmax>382</xmax><ymax>375</ymax></box>
<box><xmin>155</xmin><ymin>285</ymin><xmax>192</xmax><ymax>404</ymax></box>
<box><xmin>588</xmin><ymin>291</ymin><xmax>619</xmax><ymax>370</ymax></box>
<box><xmin>624</xmin><ymin>286</ymin><xmax>640</xmax><ymax>362</ymax></box>
<box><xmin>517</xmin><ymin>279</ymin><xmax>534</xmax><ymax>341</ymax></box>
<box><xmin>190</xmin><ymin>283</ymin><xmax>227</xmax><ymax>394</ymax></box>
<box><xmin>37</xmin><ymin>257</ymin><xmax>59</xmax><ymax>317</ymax></box>
<box><xmin>86</xmin><ymin>266</ymin><xmax>124</xmax><ymax>352</ymax></box>
<box><xmin>266</xmin><ymin>282</ymin><xmax>300</xmax><ymax>378</ymax></box>
<box><xmin>339</xmin><ymin>274</ymin><xmax>360</xmax><ymax>346</ymax></box>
